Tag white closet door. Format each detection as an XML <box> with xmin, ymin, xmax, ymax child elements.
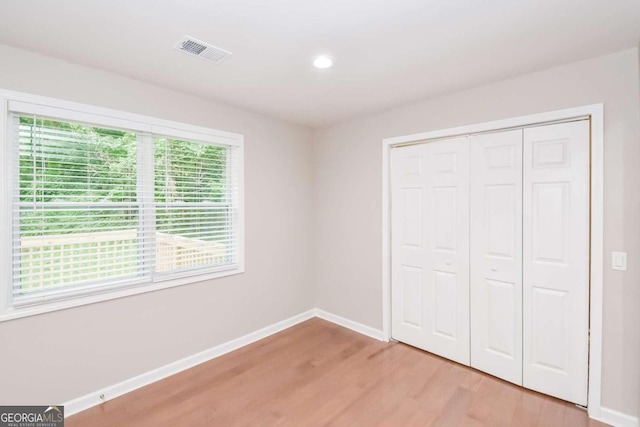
<box><xmin>523</xmin><ymin>121</ymin><xmax>590</xmax><ymax>406</ymax></box>
<box><xmin>470</xmin><ymin>130</ymin><xmax>523</xmax><ymax>385</ymax></box>
<box><xmin>391</xmin><ymin>144</ymin><xmax>429</xmax><ymax>347</ymax></box>
<box><xmin>391</xmin><ymin>137</ymin><xmax>470</xmax><ymax>365</ymax></box>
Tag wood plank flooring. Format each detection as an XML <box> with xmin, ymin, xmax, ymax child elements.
<box><xmin>67</xmin><ymin>318</ymin><xmax>608</xmax><ymax>427</ymax></box>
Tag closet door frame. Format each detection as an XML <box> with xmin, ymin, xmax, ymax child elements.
<box><xmin>382</xmin><ymin>104</ymin><xmax>604</xmax><ymax>419</ymax></box>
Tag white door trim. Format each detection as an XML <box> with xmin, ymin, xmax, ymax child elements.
<box><xmin>381</xmin><ymin>104</ymin><xmax>604</xmax><ymax>419</ymax></box>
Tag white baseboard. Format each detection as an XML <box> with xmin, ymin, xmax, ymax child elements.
<box><xmin>313</xmin><ymin>308</ymin><xmax>385</xmax><ymax>341</ymax></box>
<box><xmin>595</xmin><ymin>407</ymin><xmax>639</xmax><ymax>427</ymax></box>
<box><xmin>63</xmin><ymin>309</ymin><xmax>316</xmax><ymax>416</ymax></box>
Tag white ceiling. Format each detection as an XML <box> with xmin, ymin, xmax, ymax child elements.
<box><xmin>1</xmin><ymin>0</ymin><xmax>639</xmax><ymax>127</ymax></box>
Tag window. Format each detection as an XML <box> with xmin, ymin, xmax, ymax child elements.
<box><xmin>0</xmin><ymin>93</ymin><xmax>244</xmax><ymax>319</ymax></box>
<box><xmin>153</xmin><ymin>137</ymin><xmax>238</xmax><ymax>274</ymax></box>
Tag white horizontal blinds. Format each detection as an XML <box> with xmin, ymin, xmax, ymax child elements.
<box><xmin>12</xmin><ymin>114</ymin><xmax>147</xmax><ymax>302</ymax></box>
<box><xmin>153</xmin><ymin>136</ymin><xmax>238</xmax><ymax>274</ymax></box>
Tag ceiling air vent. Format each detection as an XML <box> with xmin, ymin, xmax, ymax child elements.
<box><xmin>174</xmin><ymin>35</ymin><xmax>233</xmax><ymax>64</ymax></box>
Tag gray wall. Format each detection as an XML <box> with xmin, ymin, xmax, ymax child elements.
<box><xmin>312</xmin><ymin>48</ymin><xmax>640</xmax><ymax>417</ymax></box>
<box><xmin>0</xmin><ymin>44</ymin><xmax>315</xmax><ymax>404</ymax></box>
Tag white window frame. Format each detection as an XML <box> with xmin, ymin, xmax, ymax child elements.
<box><xmin>0</xmin><ymin>89</ymin><xmax>245</xmax><ymax>322</ymax></box>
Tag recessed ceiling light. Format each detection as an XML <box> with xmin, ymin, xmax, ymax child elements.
<box><xmin>313</xmin><ymin>55</ymin><xmax>333</xmax><ymax>69</ymax></box>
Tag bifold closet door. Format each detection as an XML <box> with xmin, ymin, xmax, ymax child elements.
<box><xmin>522</xmin><ymin>121</ymin><xmax>590</xmax><ymax>406</ymax></box>
<box><xmin>470</xmin><ymin>129</ymin><xmax>523</xmax><ymax>385</ymax></box>
<box><xmin>391</xmin><ymin>138</ymin><xmax>470</xmax><ymax>365</ymax></box>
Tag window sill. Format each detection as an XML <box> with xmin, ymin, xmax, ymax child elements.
<box><xmin>0</xmin><ymin>266</ymin><xmax>245</xmax><ymax>323</ymax></box>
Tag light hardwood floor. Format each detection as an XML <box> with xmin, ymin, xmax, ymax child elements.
<box><xmin>67</xmin><ymin>318</ymin><xmax>607</xmax><ymax>426</ymax></box>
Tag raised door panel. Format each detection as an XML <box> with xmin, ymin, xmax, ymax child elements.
<box><xmin>523</xmin><ymin>121</ymin><xmax>589</xmax><ymax>406</ymax></box>
<box><xmin>433</xmin><ymin>187</ymin><xmax>457</xmax><ymax>252</ymax></box>
<box><xmin>470</xmin><ymin>130</ymin><xmax>523</xmax><ymax>385</ymax></box>
<box><xmin>433</xmin><ymin>270</ymin><xmax>458</xmax><ymax>339</ymax></box>
<box><xmin>401</xmin><ymin>188</ymin><xmax>422</xmax><ymax>248</ymax></box>
<box><xmin>401</xmin><ymin>266</ymin><xmax>423</xmax><ymax>327</ymax></box>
